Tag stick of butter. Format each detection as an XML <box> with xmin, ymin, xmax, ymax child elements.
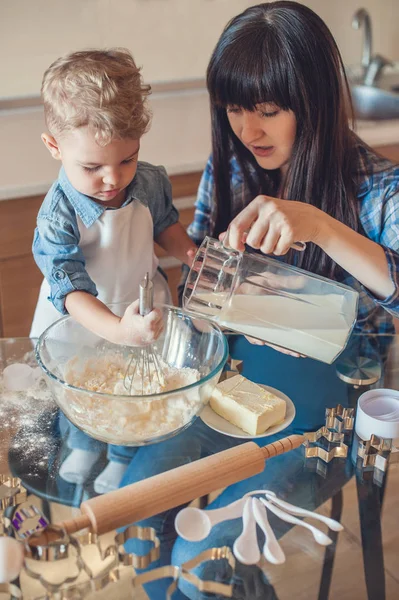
<box><xmin>210</xmin><ymin>375</ymin><xmax>286</xmax><ymax>436</ymax></box>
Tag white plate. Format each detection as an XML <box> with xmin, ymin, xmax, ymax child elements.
<box><xmin>200</xmin><ymin>384</ymin><xmax>296</xmax><ymax>439</ymax></box>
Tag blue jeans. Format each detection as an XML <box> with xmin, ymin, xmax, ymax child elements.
<box><xmin>119</xmin><ymin>335</ymin><xmax>361</xmax><ymax>599</ymax></box>
<box><xmin>59</xmin><ymin>416</ymin><xmax>138</xmax><ymax>464</ymax></box>
<box><xmin>117</xmin><ymin>424</ymin><xmax>204</xmax><ymax>599</ymax></box>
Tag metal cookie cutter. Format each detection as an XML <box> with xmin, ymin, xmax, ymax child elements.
<box><xmin>304</xmin><ymin>427</ymin><xmax>345</xmax><ymax>444</ymax></box>
<box><xmin>325</xmin><ymin>404</ymin><xmax>355</xmax><ymax>433</ymax></box>
<box><xmin>133</xmin><ymin>546</ymin><xmax>236</xmax><ymax>600</ymax></box>
<box><xmin>51</xmin><ymin>568</ymin><xmax>121</xmax><ymax>599</ymax></box>
<box><xmin>303</xmin><ymin>403</ymin><xmax>351</xmax><ymax>463</ymax></box>
<box><xmin>302</xmin><ymin>443</ymin><xmax>348</xmax><ymax>463</ymax></box>
<box><xmin>356</xmin><ymin>434</ymin><xmax>399</xmax><ymax>471</ymax></box>
<box><xmin>0</xmin><ymin>476</ymin><xmax>27</xmax><ymax>512</ymax></box>
<box><xmin>11</xmin><ymin>505</ymin><xmax>49</xmax><ymax>540</ymax></box>
<box><xmin>115</xmin><ymin>524</ymin><xmax>160</xmax><ymax>569</ymax></box>
<box><xmin>24</xmin><ymin>526</ymin><xmax>83</xmax><ymax>593</ymax></box>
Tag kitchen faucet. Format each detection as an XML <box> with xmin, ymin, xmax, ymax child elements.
<box><xmin>352</xmin><ymin>8</ymin><xmax>393</xmax><ymax>86</ymax></box>
<box><xmin>352</xmin><ymin>8</ymin><xmax>372</xmax><ymax>71</ymax></box>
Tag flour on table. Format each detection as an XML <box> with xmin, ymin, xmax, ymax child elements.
<box><xmin>0</xmin><ymin>352</ymin><xmax>57</xmax><ymax>476</ymax></box>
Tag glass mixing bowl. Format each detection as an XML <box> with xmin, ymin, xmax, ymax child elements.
<box><xmin>36</xmin><ymin>304</ymin><xmax>228</xmax><ymax>446</ymax></box>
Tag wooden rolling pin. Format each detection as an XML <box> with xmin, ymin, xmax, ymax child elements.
<box><xmin>58</xmin><ymin>434</ymin><xmax>304</xmax><ymax>536</ymax></box>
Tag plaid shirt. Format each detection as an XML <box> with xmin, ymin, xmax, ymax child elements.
<box><xmin>187</xmin><ymin>145</ymin><xmax>399</xmax><ymax>335</ymax></box>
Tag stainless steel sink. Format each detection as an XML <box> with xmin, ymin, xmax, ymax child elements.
<box><xmin>349</xmin><ymin>67</ymin><xmax>399</xmax><ymax>120</ymax></box>
<box><xmin>348</xmin><ymin>9</ymin><xmax>399</xmax><ymax>120</ymax></box>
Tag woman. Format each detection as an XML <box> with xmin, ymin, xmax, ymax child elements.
<box><xmin>172</xmin><ymin>2</ymin><xmax>399</xmax><ymax>597</ymax></box>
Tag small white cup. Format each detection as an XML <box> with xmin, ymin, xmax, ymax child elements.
<box><xmin>355</xmin><ymin>388</ymin><xmax>399</xmax><ymax>441</ymax></box>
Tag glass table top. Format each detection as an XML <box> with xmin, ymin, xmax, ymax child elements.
<box><xmin>0</xmin><ymin>334</ymin><xmax>398</xmax><ymax>600</ymax></box>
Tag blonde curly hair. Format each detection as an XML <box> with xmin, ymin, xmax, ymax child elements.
<box><xmin>42</xmin><ymin>48</ymin><xmax>151</xmax><ymax>145</ymax></box>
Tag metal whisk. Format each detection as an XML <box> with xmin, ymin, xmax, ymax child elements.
<box><xmin>123</xmin><ymin>272</ymin><xmax>166</xmax><ymax>395</ymax></box>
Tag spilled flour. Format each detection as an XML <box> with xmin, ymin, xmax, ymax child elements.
<box><xmin>0</xmin><ymin>351</ymin><xmax>58</xmax><ymax>478</ymax></box>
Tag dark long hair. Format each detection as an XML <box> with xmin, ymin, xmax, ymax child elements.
<box><xmin>207</xmin><ymin>1</ymin><xmax>358</xmax><ymax>277</ymax></box>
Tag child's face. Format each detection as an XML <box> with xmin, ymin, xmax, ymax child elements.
<box><xmin>226</xmin><ymin>104</ymin><xmax>296</xmax><ymax>176</ymax></box>
<box><xmin>42</xmin><ymin>127</ymin><xmax>140</xmax><ymax>207</ymax></box>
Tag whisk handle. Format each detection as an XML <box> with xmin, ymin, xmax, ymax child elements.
<box><xmin>60</xmin><ymin>434</ymin><xmax>304</xmax><ymax>535</ymax></box>
<box><xmin>139</xmin><ymin>272</ymin><xmax>154</xmax><ymax>316</ymax></box>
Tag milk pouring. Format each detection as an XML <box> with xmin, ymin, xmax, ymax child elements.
<box><xmin>183</xmin><ymin>237</ymin><xmax>359</xmax><ymax>364</ymax></box>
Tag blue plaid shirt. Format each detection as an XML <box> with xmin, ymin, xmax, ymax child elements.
<box><xmin>187</xmin><ymin>145</ymin><xmax>399</xmax><ymax>335</ymax></box>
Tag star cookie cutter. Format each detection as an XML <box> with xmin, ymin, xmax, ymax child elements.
<box><xmin>0</xmin><ymin>476</ymin><xmax>27</xmax><ymax>511</ymax></box>
<box><xmin>133</xmin><ymin>546</ymin><xmax>235</xmax><ymax>599</ymax></box>
<box><xmin>356</xmin><ymin>434</ymin><xmax>399</xmax><ymax>471</ymax></box>
<box><xmin>304</xmin><ymin>427</ymin><xmax>345</xmax><ymax>444</ymax></box>
<box><xmin>325</xmin><ymin>404</ymin><xmax>355</xmax><ymax>433</ymax></box>
<box><xmin>302</xmin><ymin>404</ymin><xmax>354</xmax><ymax>464</ymax></box>
<box><xmin>302</xmin><ymin>441</ymin><xmax>348</xmax><ymax>462</ymax></box>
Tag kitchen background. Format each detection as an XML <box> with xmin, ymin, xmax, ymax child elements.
<box><xmin>1</xmin><ymin>0</ymin><xmax>399</xmax><ymax>96</ymax></box>
<box><xmin>0</xmin><ymin>0</ymin><xmax>398</xmax><ymax>337</ymax></box>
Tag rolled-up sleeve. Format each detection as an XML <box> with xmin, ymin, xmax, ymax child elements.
<box><xmin>376</xmin><ymin>245</ymin><xmax>399</xmax><ymax>316</ymax></box>
<box><xmin>33</xmin><ymin>215</ymin><xmax>97</xmax><ymax>314</ymax></box>
<box><xmin>369</xmin><ymin>182</ymin><xmax>399</xmax><ymax>316</ymax></box>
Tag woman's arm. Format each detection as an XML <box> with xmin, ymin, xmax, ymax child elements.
<box><xmin>316</xmin><ymin>214</ymin><xmax>394</xmax><ymax>299</ymax></box>
<box><xmin>225</xmin><ymin>195</ymin><xmax>395</xmax><ymax>300</ymax></box>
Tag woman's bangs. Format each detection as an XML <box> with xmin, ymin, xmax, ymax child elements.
<box><xmin>208</xmin><ymin>42</ymin><xmax>291</xmax><ymax>111</ymax></box>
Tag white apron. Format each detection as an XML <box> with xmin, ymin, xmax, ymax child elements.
<box><xmin>30</xmin><ymin>200</ymin><xmax>171</xmax><ymax>337</ymax></box>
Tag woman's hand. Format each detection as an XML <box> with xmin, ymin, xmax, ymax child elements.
<box><xmin>223</xmin><ymin>195</ymin><xmax>326</xmax><ymax>255</ymax></box>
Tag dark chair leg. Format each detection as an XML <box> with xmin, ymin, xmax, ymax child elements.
<box><xmin>198</xmin><ymin>495</ymin><xmax>209</xmax><ymax>509</ymax></box>
<box><xmin>378</xmin><ymin>468</ymin><xmax>388</xmax><ymax>509</ymax></box>
<box><xmin>317</xmin><ymin>489</ymin><xmax>343</xmax><ymax>600</ymax></box>
<box><xmin>356</xmin><ymin>475</ymin><xmax>385</xmax><ymax>600</ymax></box>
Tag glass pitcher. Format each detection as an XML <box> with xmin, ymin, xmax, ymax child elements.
<box><xmin>183</xmin><ymin>237</ymin><xmax>359</xmax><ymax>364</ymax></box>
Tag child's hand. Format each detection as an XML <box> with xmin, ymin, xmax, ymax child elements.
<box><xmin>113</xmin><ymin>300</ymin><xmax>164</xmax><ymax>346</ymax></box>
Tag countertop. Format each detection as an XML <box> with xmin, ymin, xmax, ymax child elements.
<box><xmin>0</xmin><ymin>86</ymin><xmax>398</xmax><ymax>201</ymax></box>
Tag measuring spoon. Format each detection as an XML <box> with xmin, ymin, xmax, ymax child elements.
<box><xmin>259</xmin><ymin>498</ymin><xmax>333</xmax><ymax>546</ymax></box>
<box><xmin>264</xmin><ymin>491</ymin><xmax>343</xmax><ymax>532</ymax></box>
<box><xmin>175</xmin><ymin>497</ymin><xmax>246</xmax><ymax>542</ymax></box>
<box><xmin>252</xmin><ymin>498</ymin><xmax>285</xmax><ymax>564</ymax></box>
<box><xmin>233</xmin><ymin>497</ymin><xmax>261</xmax><ymax>565</ymax></box>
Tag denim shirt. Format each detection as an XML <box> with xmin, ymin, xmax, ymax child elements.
<box><xmin>33</xmin><ymin>162</ymin><xmax>178</xmax><ymax>314</ymax></box>
<box><xmin>186</xmin><ymin>144</ymin><xmax>399</xmax><ymax>335</ymax></box>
